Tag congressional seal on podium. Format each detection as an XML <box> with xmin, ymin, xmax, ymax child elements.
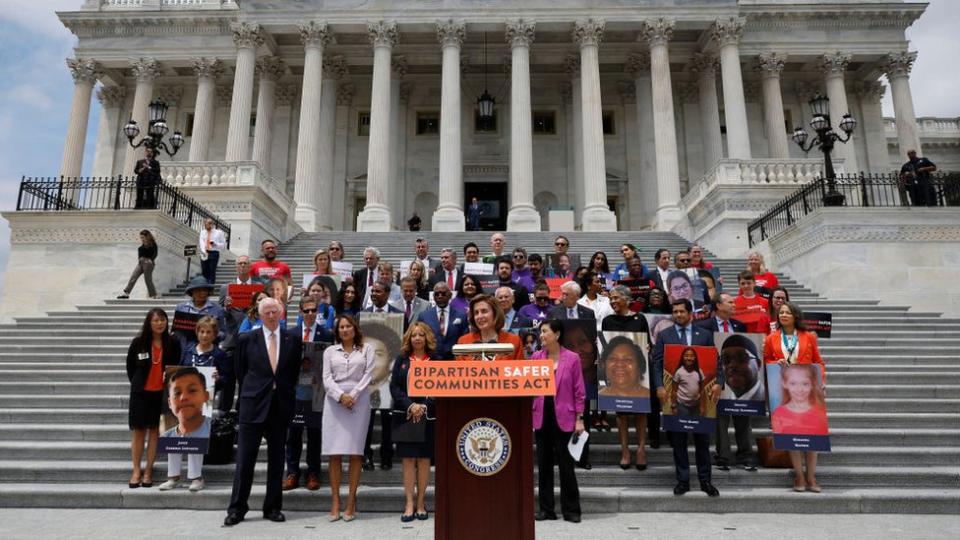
<box><xmin>456</xmin><ymin>417</ymin><xmax>512</xmax><ymax>477</ymax></box>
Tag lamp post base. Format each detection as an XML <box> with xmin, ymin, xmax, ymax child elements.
<box><xmin>823</xmin><ymin>191</ymin><xmax>845</xmax><ymax>207</ymax></box>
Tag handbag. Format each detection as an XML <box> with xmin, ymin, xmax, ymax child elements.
<box><xmin>391</xmin><ymin>410</ymin><xmax>428</xmax><ymax>443</ymax></box>
<box><xmin>757</xmin><ymin>435</ymin><xmax>792</xmax><ymax>468</ymax></box>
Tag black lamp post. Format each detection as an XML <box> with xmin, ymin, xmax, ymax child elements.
<box><xmin>123</xmin><ymin>100</ymin><xmax>184</xmax><ymax>157</ymax></box>
<box><xmin>476</xmin><ymin>32</ymin><xmax>496</xmax><ymax>130</ymax></box>
<box><xmin>791</xmin><ymin>94</ymin><xmax>857</xmax><ymax>206</ymax></box>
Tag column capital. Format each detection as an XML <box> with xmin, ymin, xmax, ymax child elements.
<box><xmin>399</xmin><ymin>81</ymin><xmax>414</xmax><ymax>104</ymax></box>
<box><xmin>66</xmin><ymin>58</ymin><xmax>101</xmax><ymax>84</ymax></box>
<box><xmin>336</xmin><ymin>82</ymin><xmax>355</xmax><ymax>106</ymax></box>
<box><xmin>368</xmin><ymin>21</ymin><xmax>399</xmax><ymax>48</ymax></box>
<box><xmin>131</xmin><ymin>57</ymin><xmax>161</xmax><ymax>83</ymax></box>
<box><xmin>624</xmin><ymin>52</ymin><xmax>650</xmax><ymax>76</ymax></box>
<box><xmin>711</xmin><ymin>17</ymin><xmax>746</xmax><ymax>48</ymax></box>
<box><xmin>96</xmin><ymin>85</ymin><xmax>126</xmax><ymax>107</ymax></box>
<box><xmin>573</xmin><ymin>18</ymin><xmax>604</xmax><ymax>48</ymax></box>
<box><xmin>392</xmin><ymin>55</ymin><xmax>408</xmax><ymax>78</ymax></box>
<box><xmin>854</xmin><ymin>80</ymin><xmax>886</xmax><ymax>103</ymax></box>
<box><xmin>255</xmin><ymin>55</ymin><xmax>287</xmax><ymax>82</ymax></box>
<box><xmin>216</xmin><ymin>84</ymin><xmax>234</xmax><ymax>107</ymax></box>
<box><xmin>436</xmin><ymin>19</ymin><xmax>465</xmax><ymax>48</ymax></box>
<box><xmin>617</xmin><ymin>80</ymin><xmax>636</xmax><ymax>103</ymax></box>
<box><xmin>563</xmin><ymin>53</ymin><xmax>581</xmax><ymax>77</ymax></box>
<box><xmin>640</xmin><ymin>18</ymin><xmax>675</xmax><ymax>47</ymax></box>
<box><xmin>232</xmin><ymin>22</ymin><xmax>264</xmax><ymax>50</ymax></box>
<box><xmin>756</xmin><ymin>52</ymin><xmax>786</xmax><ymax>78</ymax></box>
<box><xmin>821</xmin><ymin>52</ymin><xmax>851</xmax><ymax>77</ymax></box>
<box><xmin>690</xmin><ymin>52</ymin><xmax>719</xmax><ymax>78</ymax></box>
<box><xmin>192</xmin><ymin>57</ymin><xmax>224</xmax><ymax>79</ymax></box>
<box><xmin>275</xmin><ymin>83</ymin><xmax>299</xmax><ymax>107</ymax></box>
<box><xmin>157</xmin><ymin>85</ymin><xmax>184</xmax><ymax>106</ymax></box>
<box><xmin>324</xmin><ymin>54</ymin><xmax>349</xmax><ymax>79</ymax></box>
<box><xmin>882</xmin><ymin>51</ymin><xmax>917</xmax><ymax>79</ymax></box>
<box><xmin>505</xmin><ymin>19</ymin><xmax>536</xmax><ymax>48</ymax></box>
<box><xmin>300</xmin><ymin>21</ymin><xmax>333</xmax><ymax>48</ymax></box>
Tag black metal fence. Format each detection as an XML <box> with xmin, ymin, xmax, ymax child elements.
<box><xmin>16</xmin><ymin>176</ymin><xmax>231</xmax><ymax>248</ymax></box>
<box><xmin>748</xmin><ymin>172</ymin><xmax>960</xmax><ymax>247</ymax></box>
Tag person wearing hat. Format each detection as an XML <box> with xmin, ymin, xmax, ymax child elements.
<box><xmin>176</xmin><ymin>276</ymin><xmax>228</xmax><ymax>348</ymax></box>
<box><xmin>714</xmin><ymin>333</ymin><xmax>763</xmax><ymax>472</ymax></box>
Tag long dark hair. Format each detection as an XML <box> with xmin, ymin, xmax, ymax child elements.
<box><xmin>136</xmin><ymin>308</ymin><xmax>171</xmax><ymax>352</ymax></box>
<box><xmin>335</xmin><ymin>282</ymin><xmax>361</xmax><ymax>314</ymax></box>
<box><xmin>139</xmin><ymin>229</ymin><xmax>156</xmax><ymax>247</ymax></box>
<box><xmin>590</xmin><ymin>251</ymin><xmax>610</xmax><ymax>274</ymax></box>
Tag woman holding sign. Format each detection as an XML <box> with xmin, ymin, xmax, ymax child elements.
<box><xmin>764</xmin><ymin>301</ymin><xmax>827</xmax><ymax>493</ymax></box>
<box><xmin>125</xmin><ymin>308</ymin><xmax>182</xmax><ymax>488</ymax></box>
<box><xmin>531</xmin><ymin>320</ymin><xmax>585</xmax><ymax>523</ymax></box>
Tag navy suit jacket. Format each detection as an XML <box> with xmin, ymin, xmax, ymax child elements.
<box><xmin>235</xmin><ymin>327</ymin><xmax>302</xmax><ymax>424</ymax></box>
<box><xmin>695</xmin><ymin>317</ymin><xmax>747</xmax><ymax>334</ymax></box>
<box><xmin>363</xmin><ymin>304</ymin><xmax>403</xmax><ymax>314</ymax></box>
<box><xmin>417</xmin><ymin>306</ymin><xmax>470</xmax><ymax>359</ymax></box>
<box><xmin>650</xmin><ymin>324</ymin><xmax>714</xmax><ymax>390</ymax></box>
<box><xmin>548</xmin><ymin>304</ymin><xmax>596</xmax><ymax>320</ymax></box>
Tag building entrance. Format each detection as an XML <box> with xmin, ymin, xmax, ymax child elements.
<box><xmin>464</xmin><ymin>182</ymin><xmax>507</xmax><ymax>231</ymax></box>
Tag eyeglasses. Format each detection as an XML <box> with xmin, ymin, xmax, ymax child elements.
<box><xmin>329</xmin><ymin>246</ymin><xmax>341</xmax><ymax>251</ymax></box>
<box><xmin>678</xmin><ymin>258</ymin><xmax>691</xmax><ymax>263</ymax></box>
<box><xmin>301</xmin><ymin>308</ymin><xmax>317</xmax><ymax>314</ymax></box>
<box><xmin>513</xmin><ymin>254</ymin><xmax>525</xmax><ymax>259</ymax></box>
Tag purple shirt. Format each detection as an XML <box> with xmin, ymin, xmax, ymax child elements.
<box><xmin>518</xmin><ymin>303</ymin><xmax>550</xmax><ymax>325</ymax></box>
<box><xmin>512</xmin><ymin>268</ymin><xmax>535</xmax><ymax>291</ymax></box>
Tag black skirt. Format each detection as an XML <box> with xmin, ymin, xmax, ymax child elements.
<box><xmin>128</xmin><ymin>390</ymin><xmax>163</xmax><ymax>429</ymax></box>
<box><xmin>393</xmin><ymin>412</ymin><xmax>435</xmax><ymax>459</ymax></box>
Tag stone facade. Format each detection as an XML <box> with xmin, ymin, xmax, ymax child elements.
<box><xmin>56</xmin><ymin>0</ymin><xmax>951</xmax><ymax>239</ymax></box>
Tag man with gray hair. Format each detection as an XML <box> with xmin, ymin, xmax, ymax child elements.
<box><xmin>417</xmin><ymin>282</ymin><xmax>469</xmax><ymax>358</ymax></box>
<box><xmin>549</xmin><ymin>281</ymin><xmax>595</xmax><ymax>321</ymax></box>
<box><xmin>483</xmin><ymin>232</ymin><xmax>507</xmax><ymax>263</ymax></box>
<box><xmin>352</xmin><ymin>246</ymin><xmax>381</xmax><ymax>306</ymax></box>
<box><xmin>495</xmin><ymin>286</ymin><xmax>521</xmax><ymax>330</ymax></box>
<box><xmin>428</xmin><ymin>248</ymin><xmax>463</xmax><ymax>293</ymax></box>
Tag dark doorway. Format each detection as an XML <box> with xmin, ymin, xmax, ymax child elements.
<box><xmin>465</xmin><ymin>182</ymin><xmax>507</xmax><ymax>231</ymax></box>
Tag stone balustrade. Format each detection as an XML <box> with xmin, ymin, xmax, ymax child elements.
<box><xmin>164</xmin><ymin>160</ymin><xmax>293</xmax><ymax>214</ymax></box>
<box><xmin>885</xmin><ymin>117</ymin><xmax>960</xmax><ymax>137</ymax></box>
<box><xmin>93</xmin><ymin>0</ymin><xmax>235</xmax><ymax>10</ymax></box>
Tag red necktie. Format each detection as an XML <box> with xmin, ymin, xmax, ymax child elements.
<box><xmin>303</xmin><ymin>327</ymin><xmax>310</xmax><ymax>342</ymax></box>
<box><xmin>447</xmin><ymin>271</ymin><xmax>454</xmax><ymax>288</ymax></box>
<box><xmin>723</xmin><ymin>320</ymin><xmax>730</xmax><ymax>333</ymax></box>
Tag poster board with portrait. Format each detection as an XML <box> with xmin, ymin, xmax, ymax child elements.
<box><xmin>158</xmin><ymin>366</ymin><xmax>215</xmax><ymax>454</ymax></box>
<box><xmin>358</xmin><ymin>312</ymin><xmax>404</xmax><ymax>410</ymax></box>
<box><xmin>616</xmin><ymin>278</ymin><xmax>651</xmax><ymax>312</ymax></box>
<box><xmin>598</xmin><ymin>331</ymin><xmax>651</xmax><ymax>413</ymax></box>
<box><xmin>644</xmin><ymin>313</ymin><xmax>674</xmax><ymax>346</ymax></box>
<box><xmin>288</xmin><ymin>341</ymin><xmax>327</xmax><ymax>428</ymax></box>
<box><xmin>661</xmin><ymin>344</ymin><xmax>718</xmax><ymax>435</ymax></box>
<box><xmin>766</xmin><ymin>363</ymin><xmax>831</xmax><ymax>452</ymax></box>
<box><xmin>545</xmin><ymin>253</ymin><xmax>581</xmax><ymax>277</ymax></box>
<box><xmin>560</xmin><ymin>319</ymin><xmax>599</xmax><ymax>400</ymax></box>
<box><xmin>517</xmin><ymin>327</ymin><xmax>542</xmax><ymax>359</ymax></box>
<box><xmin>714</xmin><ymin>332</ymin><xmax>767</xmax><ymax>416</ymax></box>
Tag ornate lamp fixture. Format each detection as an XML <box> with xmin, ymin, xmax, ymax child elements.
<box><xmin>791</xmin><ymin>94</ymin><xmax>857</xmax><ymax>206</ymax></box>
<box><xmin>123</xmin><ymin>100</ymin><xmax>184</xmax><ymax>157</ymax></box>
<box><xmin>476</xmin><ymin>32</ymin><xmax>495</xmax><ymax>129</ymax></box>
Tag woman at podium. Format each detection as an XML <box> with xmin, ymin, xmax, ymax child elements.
<box><xmin>456</xmin><ymin>294</ymin><xmax>523</xmax><ymax>359</ymax></box>
<box><xmin>531</xmin><ymin>319</ymin><xmax>585</xmax><ymax>523</ymax></box>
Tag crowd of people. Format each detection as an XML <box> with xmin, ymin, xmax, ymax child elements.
<box><xmin>123</xmin><ymin>232</ymin><xmax>828</xmax><ymax>526</ymax></box>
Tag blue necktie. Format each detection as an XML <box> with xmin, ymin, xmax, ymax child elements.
<box><xmin>679</xmin><ymin>326</ymin><xmax>687</xmax><ymax>345</ymax></box>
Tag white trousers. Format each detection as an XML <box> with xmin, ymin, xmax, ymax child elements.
<box><xmin>167</xmin><ymin>453</ymin><xmax>203</xmax><ymax>479</ymax></box>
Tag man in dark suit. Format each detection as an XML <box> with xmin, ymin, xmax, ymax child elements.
<box><xmin>651</xmin><ymin>298</ymin><xmax>719</xmax><ymax>498</ymax></box>
<box><xmin>646</xmin><ymin>248</ymin><xmax>672</xmax><ymax>291</ymax></box>
<box><xmin>696</xmin><ymin>292</ymin><xmax>754</xmax><ymax>472</ymax></box>
<box><xmin>416</xmin><ymin>282</ymin><xmax>469</xmax><ymax>359</ymax></box>
<box><xmin>428</xmin><ymin>248</ymin><xmax>464</xmax><ymax>293</ymax></box>
<box><xmin>548</xmin><ymin>281</ymin><xmax>595</xmax><ymax>321</ymax></box>
<box><xmin>352</xmin><ymin>246</ymin><xmax>381</xmax><ymax>307</ymax></box>
<box><xmin>363</xmin><ymin>280</ymin><xmax>402</xmax><ymax>315</ymax></box>
<box><xmin>225</xmin><ymin>297</ymin><xmax>303</xmax><ymax>526</ymax></box>
<box><xmin>284</xmin><ymin>297</ymin><xmax>327</xmax><ymax>491</ymax></box>
<box><xmin>134</xmin><ymin>146</ymin><xmax>161</xmax><ymax>209</ymax></box>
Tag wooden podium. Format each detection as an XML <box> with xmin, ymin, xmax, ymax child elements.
<box><xmin>434</xmin><ymin>397</ymin><xmax>534</xmax><ymax>540</ymax></box>
<box><xmin>406</xmin><ymin>349</ymin><xmax>554</xmax><ymax>540</ymax></box>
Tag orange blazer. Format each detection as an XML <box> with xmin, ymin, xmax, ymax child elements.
<box><xmin>764</xmin><ymin>330</ymin><xmax>826</xmax><ymax>383</ymax></box>
<box><xmin>456</xmin><ymin>331</ymin><xmax>524</xmax><ymax>360</ymax></box>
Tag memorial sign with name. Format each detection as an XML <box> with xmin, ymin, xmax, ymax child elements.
<box><xmin>715</xmin><ymin>332</ymin><xmax>767</xmax><ymax>416</ymax></box>
<box><xmin>158</xmin><ymin>366</ymin><xmax>215</xmax><ymax>454</ymax></box>
<box><xmin>661</xmin><ymin>344</ymin><xmax>718</xmax><ymax>435</ymax></box>
<box><xmin>766</xmin><ymin>363</ymin><xmax>831</xmax><ymax>452</ymax></box>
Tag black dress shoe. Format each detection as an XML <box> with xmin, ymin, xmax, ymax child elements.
<box><xmin>578</xmin><ymin>462</ymin><xmax>592</xmax><ymax>470</ymax></box>
<box><xmin>619</xmin><ymin>463</ymin><xmax>631</xmax><ymax>470</ymax></box>
<box><xmin>563</xmin><ymin>514</ymin><xmax>582</xmax><ymax>523</ymax></box>
<box><xmin>650</xmin><ymin>440</ymin><xmax>660</xmax><ymax>449</ymax></box>
<box><xmin>716</xmin><ymin>464</ymin><xmax>730</xmax><ymax>472</ymax></box>
<box><xmin>635</xmin><ymin>463</ymin><xmax>647</xmax><ymax>471</ymax></box>
<box><xmin>362</xmin><ymin>457</ymin><xmax>375</xmax><ymax>471</ymax></box>
<box><xmin>535</xmin><ymin>511</ymin><xmax>558</xmax><ymax>521</ymax></box>
<box><xmin>700</xmin><ymin>481</ymin><xmax>720</xmax><ymax>497</ymax></box>
<box><xmin>741</xmin><ymin>464</ymin><xmax>758</xmax><ymax>472</ymax></box>
<box><xmin>673</xmin><ymin>482</ymin><xmax>690</xmax><ymax>496</ymax></box>
<box><xmin>264</xmin><ymin>510</ymin><xmax>286</xmax><ymax>522</ymax></box>
<box><xmin>223</xmin><ymin>513</ymin><xmax>244</xmax><ymax>527</ymax></box>
<box><xmin>380</xmin><ymin>461</ymin><xmax>393</xmax><ymax>471</ymax></box>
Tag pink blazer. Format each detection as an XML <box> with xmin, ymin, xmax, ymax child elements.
<box><xmin>532</xmin><ymin>347</ymin><xmax>586</xmax><ymax>432</ymax></box>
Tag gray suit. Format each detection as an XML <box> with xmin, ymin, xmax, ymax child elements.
<box><xmin>393</xmin><ymin>296</ymin><xmax>430</xmax><ymax>331</ymax></box>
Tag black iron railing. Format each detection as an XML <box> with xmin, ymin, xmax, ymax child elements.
<box><xmin>748</xmin><ymin>172</ymin><xmax>960</xmax><ymax>247</ymax></box>
<box><xmin>16</xmin><ymin>175</ymin><xmax>231</xmax><ymax>248</ymax></box>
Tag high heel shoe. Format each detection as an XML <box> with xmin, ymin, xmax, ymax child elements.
<box><xmin>635</xmin><ymin>450</ymin><xmax>647</xmax><ymax>471</ymax></box>
<box><xmin>619</xmin><ymin>462</ymin><xmax>631</xmax><ymax>470</ymax></box>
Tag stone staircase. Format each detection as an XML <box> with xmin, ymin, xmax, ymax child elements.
<box><xmin>0</xmin><ymin>231</ymin><xmax>957</xmax><ymax>513</ymax></box>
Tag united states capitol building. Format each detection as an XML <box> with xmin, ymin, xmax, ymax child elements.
<box><xmin>52</xmin><ymin>0</ymin><xmax>956</xmax><ymax>244</ymax></box>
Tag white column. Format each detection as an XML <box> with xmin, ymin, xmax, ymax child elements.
<box><xmin>757</xmin><ymin>52</ymin><xmax>789</xmax><ymax>159</ymax></box>
<box><xmin>882</xmin><ymin>51</ymin><xmax>922</xmax><ymax>155</ymax></box>
<box><xmin>294</xmin><ymin>21</ymin><xmax>332</xmax><ymax>231</ymax></box>
<box><xmin>626</xmin><ymin>53</ymin><xmax>657</xmax><ymax>230</ymax></box>
<box><xmin>573</xmin><ymin>19</ymin><xmax>617</xmax><ymax>231</ymax></box>
<box><xmin>59</xmin><ymin>58</ymin><xmax>100</xmax><ymax>180</ymax></box>
<box><xmin>332</xmin><ymin>83</ymin><xmax>354</xmax><ymax>229</ymax></box>
<box><xmin>389</xmin><ymin>55</ymin><xmax>408</xmax><ymax>230</ymax></box>
<box><xmin>317</xmin><ymin>55</ymin><xmax>347</xmax><ymax>231</ymax></box>
<box><xmin>856</xmin><ymin>81</ymin><xmax>890</xmax><ymax>172</ymax></box>
<box><xmin>641</xmin><ymin>18</ymin><xmax>682</xmax><ymax>230</ymax></box>
<box><xmin>564</xmin><ymin>54</ymin><xmax>584</xmax><ymax>225</ymax></box>
<box><xmin>123</xmin><ymin>58</ymin><xmax>160</xmax><ymax>176</ymax></box>
<box><xmin>251</xmin><ymin>56</ymin><xmax>286</xmax><ymax>172</ymax></box>
<box><xmin>225</xmin><ymin>22</ymin><xmax>262</xmax><ymax>162</ymax></box>
<box><xmin>356</xmin><ymin>21</ymin><xmax>398</xmax><ymax>232</ymax></box>
<box><xmin>91</xmin><ymin>85</ymin><xmax>126</xmax><ymax>177</ymax></box>
<box><xmin>821</xmin><ymin>52</ymin><xmax>858</xmax><ymax>172</ymax></box>
<box><xmin>505</xmin><ymin>19</ymin><xmax>539</xmax><ymax>231</ymax></box>
<box><xmin>691</xmin><ymin>52</ymin><xmax>723</xmax><ymax>170</ymax></box>
<box><xmin>273</xmin><ymin>83</ymin><xmax>299</xmax><ymax>182</ymax></box>
<box><xmin>188</xmin><ymin>58</ymin><xmax>223</xmax><ymax>162</ymax></box>
<box><xmin>712</xmin><ymin>17</ymin><xmax>751</xmax><ymax>159</ymax></box>
<box><xmin>431</xmin><ymin>20</ymin><xmax>466</xmax><ymax>231</ymax></box>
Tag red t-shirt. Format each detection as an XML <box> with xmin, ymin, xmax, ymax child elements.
<box><xmin>250</xmin><ymin>260</ymin><xmax>292</xmax><ymax>282</ymax></box>
<box><xmin>753</xmin><ymin>271</ymin><xmax>779</xmax><ymax>290</ymax></box>
<box><xmin>772</xmin><ymin>405</ymin><xmax>829</xmax><ymax>436</ymax></box>
<box><xmin>734</xmin><ymin>294</ymin><xmax>771</xmax><ymax>334</ymax></box>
